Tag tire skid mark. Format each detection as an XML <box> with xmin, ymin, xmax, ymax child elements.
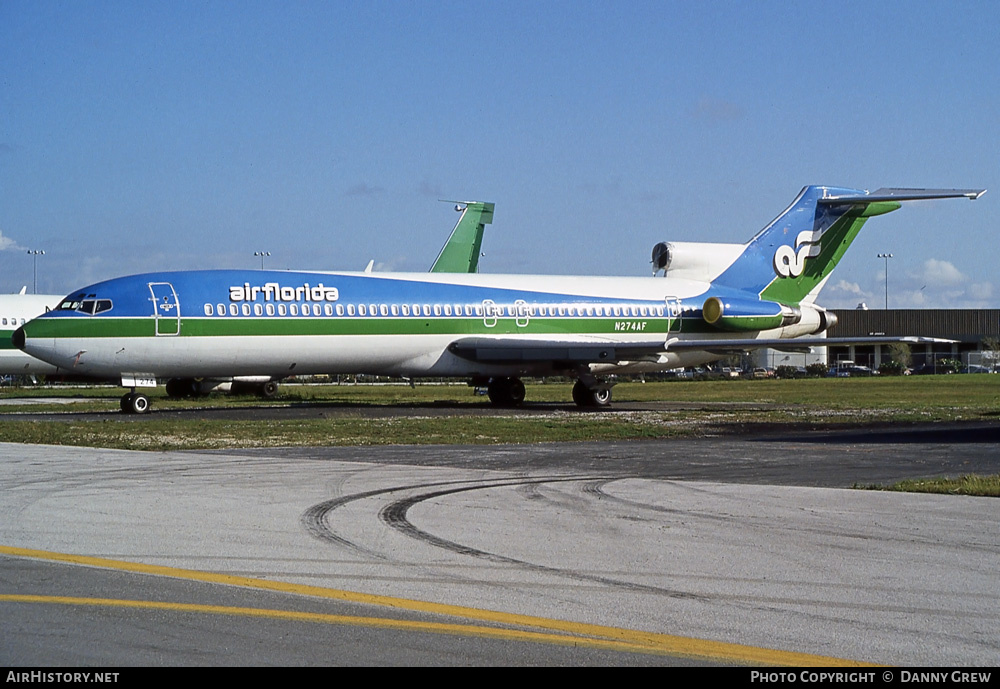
<box><xmin>586</xmin><ymin>479</ymin><xmax>734</xmax><ymax>522</ymax></box>
<box><xmin>377</xmin><ymin>477</ymin><xmax>708</xmax><ymax>601</ymax></box>
<box><xmin>300</xmin><ymin>474</ymin><xmax>594</xmax><ymax>557</ymax></box>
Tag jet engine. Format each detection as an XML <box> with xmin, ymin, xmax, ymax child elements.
<box><xmin>702</xmin><ymin>296</ymin><xmax>800</xmax><ymax>332</ymax></box>
<box><xmin>701</xmin><ymin>296</ymin><xmax>837</xmax><ymax>336</ymax></box>
<box><xmin>650</xmin><ymin>241</ymin><xmax>745</xmax><ymax>281</ymax></box>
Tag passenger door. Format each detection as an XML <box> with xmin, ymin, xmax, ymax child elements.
<box><xmin>148</xmin><ymin>282</ymin><xmax>180</xmax><ymax>336</ymax></box>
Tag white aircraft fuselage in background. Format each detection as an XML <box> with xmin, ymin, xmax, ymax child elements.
<box><xmin>0</xmin><ymin>292</ymin><xmax>65</xmax><ymax>376</ymax></box>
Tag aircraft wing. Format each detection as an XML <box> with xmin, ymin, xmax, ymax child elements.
<box><xmin>448</xmin><ymin>335</ymin><xmax>957</xmax><ymax>363</ymax></box>
<box><xmin>448</xmin><ymin>337</ymin><xmax>667</xmax><ymax>364</ymax></box>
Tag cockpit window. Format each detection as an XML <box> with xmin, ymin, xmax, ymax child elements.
<box><xmin>57</xmin><ymin>298</ymin><xmax>113</xmax><ymax>315</ymax></box>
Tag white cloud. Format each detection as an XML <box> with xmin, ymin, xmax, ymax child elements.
<box><xmin>819</xmin><ymin>257</ymin><xmax>997</xmax><ymax>310</ymax></box>
<box><xmin>829</xmin><ymin>279</ymin><xmax>866</xmax><ymax>296</ymax></box>
<box><xmin>0</xmin><ymin>230</ymin><xmax>24</xmax><ymax>252</ymax></box>
<box><xmin>969</xmin><ymin>282</ymin><xmax>993</xmax><ymax>301</ymax></box>
<box><xmin>913</xmin><ymin>258</ymin><xmax>964</xmax><ymax>287</ymax></box>
<box><xmin>818</xmin><ymin>279</ymin><xmax>877</xmax><ymax>308</ymax></box>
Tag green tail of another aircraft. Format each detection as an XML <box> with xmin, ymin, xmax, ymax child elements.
<box><xmin>430</xmin><ymin>201</ymin><xmax>495</xmax><ymax>273</ymax></box>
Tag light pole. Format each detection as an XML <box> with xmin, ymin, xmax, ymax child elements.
<box><xmin>877</xmin><ymin>253</ymin><xmax>893</xmax><ymax>309</ymax></box>
<box><xmin>27</xmin><ymin>249</ymin><xmax>44</xmax><ymax>294</ymax></box>
<box><xmin>254</xmin><ymin>251</ymin><xmax>270</xmax><ymax>269</ymax></box>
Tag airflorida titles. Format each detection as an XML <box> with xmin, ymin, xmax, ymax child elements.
<box><xmin>229</xmin><ymin>282</ymin><xmax>340</xmax><ymax>303</ymax></box>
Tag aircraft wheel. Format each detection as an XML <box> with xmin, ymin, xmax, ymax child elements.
<box><xmin>129</xmin><ymin>393</ymin><xmax>151</xmax><ymax>414</ymax></box>
<box><xmin>165</xmin><ymin>378</ymin><xmax>186</xmax><ymax>398</ymax></box>
<box><xmin>121</xmin><ymin>392</ymin><xmax>151</xmax><ymax>414</ymax></box>
<box><xmin>572</xmin><ymin>380</ymin><xmax>612</xmax><ymax>407</ymax></box>
<box><xmin>592</xmin><ymin>387</ymin><xmax>612</xmax><ymax>407</ymax></box>
<box><xmin>508</xmin><ymin>378</ymin><xmax>525</xmax><ymax>405</ymax></box>
<box><xmin>259</xmin><ymin>381</ymin><xmax>279</xmax><ymax>399</ymax></box>
<box><xmin>487</xmin><ymin>377</ymin><xmax>525</xmax><ymax>407</ymax></box>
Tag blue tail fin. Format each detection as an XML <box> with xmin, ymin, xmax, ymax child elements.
<box><xmin>713</xmin><ymin>186</ymin><xmax>984</xmax><ymax>305</ymax></box>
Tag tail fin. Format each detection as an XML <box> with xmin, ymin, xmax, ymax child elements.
<box><xmin>713</xmin><ymin>186</ymin><xmax>984</xmax><ymax>305</ymax></box>
<box><xmin>430</xmin><ymin>201</ymin><xmax>495</xmax><ymax>273</ymax></box>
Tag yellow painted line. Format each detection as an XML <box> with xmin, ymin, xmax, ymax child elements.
<box><xmin>0</xmin><ymin>545</ymin><xmax>874</xmax><ymax>666</ymax></box>
<box><xmin>0</xmin><ymin>594</ymin><xmax>673</xmax><ymax>657</ymax></box>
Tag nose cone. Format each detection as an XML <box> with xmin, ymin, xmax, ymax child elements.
<box><xmin>12</xmin><ymin>326</ymin><xmax>25</xmax><ymax>350</ymax></box>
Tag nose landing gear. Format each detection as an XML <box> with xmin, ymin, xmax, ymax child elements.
<box><xmin>120</xmin><ymin>391</ymin><xmax>151</xmax><ymax>414</ymax></box>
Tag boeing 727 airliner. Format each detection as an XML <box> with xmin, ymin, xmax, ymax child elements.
<box><xmin>15</xmin><ymin>186</ymin><xmax>984</xmax><ymax>413</ymax></box>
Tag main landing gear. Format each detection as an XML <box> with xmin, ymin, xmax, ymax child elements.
<box><xmin>164</xmin><ymin>378</ymin><xmax>280</xmax><ymax>399</ymax></box>
<box><xmin>486</xmin><ymin>376</ymin><xmax>526</xmax><ymax>406</ymax></box>
<box><xmin>572</xmin><ymin>380</ymin><xmax>612</xmax><ymax>407</ymax></box>
<box><xmin>482</xmin><ymin>376</ymin><xmax>614</xmax><ymax>408</ymax></box>
<box><xmin>120</xmin><ymin>391</ymin><xmax>151</xmax><ymax>414</ymax></box>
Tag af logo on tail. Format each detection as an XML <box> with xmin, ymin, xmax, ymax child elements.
<box><xmin>773</xmin><ymin>227</ymin><xmax>826</xmax><ymax>278</ymax></box>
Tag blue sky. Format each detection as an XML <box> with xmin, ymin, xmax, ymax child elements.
<box><xmin>2</xmin><ymin>1</ymin><xmax>996</xmax><ymax>309</ymax></box>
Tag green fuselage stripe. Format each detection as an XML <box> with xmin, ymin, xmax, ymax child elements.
<box><xmin>24</xmin><ymin>315</ymin><xmax>740</xmax><ymax>339</ymax></box>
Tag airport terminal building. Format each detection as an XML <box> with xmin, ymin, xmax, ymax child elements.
<box><xmin>826</xmin><ymin>308</ymin><xmax>1000</xmax><ymax>371</ymax></box>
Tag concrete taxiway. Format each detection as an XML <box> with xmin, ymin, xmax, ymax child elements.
<box><xmin>1</xmin><ymin>427</ymin><xmax>998</xmax><ymax>665</ymax></box>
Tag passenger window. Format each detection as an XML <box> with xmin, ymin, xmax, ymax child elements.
<box><xmin>254</xmin><ymin>304</ymin><xmax>263</xmax><ymax>316</ymax></box>
<box><xmin>266</xmin><ymin>304</ymin><xmax>275</xmax><ymax>316</ymax></box>
<box><xmin>230</xmin><ymin>304</ymin><xmax>239</xmax><ymax>316</ymax></box>
<box><xmin>203</xmin><ymin>304</ymin><xmax>212</xmax><ymax>316</ymax></box>
<box><xmin>401</xmin><ymin>304</ymin><xmax>410</xmax><ymax>316</ymax></box>
<box><xmin>278</xmin><ymin>304</ymin><xmax>287</xmax><ymax>316</ymax></box>
<box><xmin>336</xmin><ymin>304</ymin><xmax>344</xmax><ymax>316</ymax></box>
<box><xmin>216</xmin><ymin>304</ymin><xmax>225</xmax><ymax>316</ymax></box>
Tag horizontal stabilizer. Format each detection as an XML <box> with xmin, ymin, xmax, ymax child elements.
<box><xmin>820</xmin><ymin>188</ymin><xmax>986</xmax><ymax>204</ymax></box>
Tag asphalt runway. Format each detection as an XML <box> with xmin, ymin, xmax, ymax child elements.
<box><xmin>1</xmin><ymin>420</ymin><xmax>998</xmax><ymax>666</ymax></box>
